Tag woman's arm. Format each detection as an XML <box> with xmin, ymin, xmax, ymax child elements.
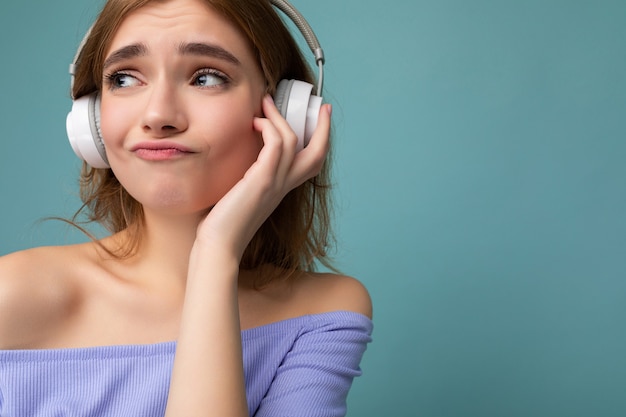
<box><xmin>164</xmin><ymin>96</ymin><xmax>332</xmax><ymax>417</ymax></box>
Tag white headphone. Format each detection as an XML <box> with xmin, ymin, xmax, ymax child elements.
<box><xmin>66</xmin><ymin>0</ymin><xmax>325</xmax><ymax>169</ymax></box>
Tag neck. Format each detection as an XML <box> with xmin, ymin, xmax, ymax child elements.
<box><xmin>111</xmin><ymin>209</ymin><xmax>207</xmax><ymax>289</ymax></box>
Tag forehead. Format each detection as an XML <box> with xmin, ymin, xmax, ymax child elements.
<box><xmin>106</xmin><ymin>0</ymin><xmax>255</xmax><ymax>62</ymax></box>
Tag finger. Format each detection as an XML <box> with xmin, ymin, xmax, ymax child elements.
<box><xmin>251</xmin><ymin>116</ymin><xmax>283</xmax><ymax>180</ymax></box>
<box><xmin>287</xmin><ymin>103</ymin><xmax>332</xmax><ymax>187</ymax></box>
<box><xmin>261</xmin><ymin>95</ymin><xmax>299</xmax><ymax>152</ymax></box>
<box><xmin>260</xmin><ymin>95</ymin><xmax>299</xmax><ymax>178</ymax></box>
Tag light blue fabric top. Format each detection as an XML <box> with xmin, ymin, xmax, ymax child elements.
<box><xmin>0</xmin><ymin>311</ymin><xmax>372</xmax><ymax>417</ymax></box>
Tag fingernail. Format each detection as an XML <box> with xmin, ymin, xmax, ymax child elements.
<box><xmin>327</xmin><ymin>104</ymin><xmax>333</xmax><ymax>116</ymax></box>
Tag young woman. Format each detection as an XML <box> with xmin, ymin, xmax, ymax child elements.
<box><xmin>0</xmin><ymin>0</ymin><xmax>372</xmax><ymax>416</ymax></box>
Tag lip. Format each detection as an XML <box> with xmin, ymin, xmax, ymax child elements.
<box><xmin>130</xmin><ymin>141</ymin><xmax>196</xmax><ymax>161</ymax></box>
<box><xmin>130</xmin><ymin>141</ymin><xmax>194</xmax><ymax>153</ymax></box>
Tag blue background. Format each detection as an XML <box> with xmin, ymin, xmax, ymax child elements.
<box><xmin>1</xmin><ymin>1</ymin><xmax>625</xmax><ymax>416</ymax></box>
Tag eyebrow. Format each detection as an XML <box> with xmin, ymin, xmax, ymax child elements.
<box><xmin>102</xmin><ymin>41</ymin><xmax>241</xmax><ymax>72</ymax></box>
<box><xmin>103</xmin><ymin>43</ymin><xmax>148</xmax><ymax>71</ymax></box>
<box><xmin>178</xmin><ymin>42</ymin><xmax>241</xmax><ymax>65</ymax></box>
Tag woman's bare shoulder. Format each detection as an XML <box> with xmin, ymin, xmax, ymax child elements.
<box><xmin>295</xmin><ymin>272</ymin><xmax>373</xmax><ymax>319</ymax></box>
<box><xmin>239</xmin><ymin>269</ymin><xmax>372</xmax><ymax>331</ymax></box>
<box><xmin>0</xmin><ymin>245</ymin><xmax>87</xmax><ymax>349</ymax></box>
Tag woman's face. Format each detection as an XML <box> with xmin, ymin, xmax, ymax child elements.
<box><xmin>100</xmin><ymin>0</ymin><xmax>266</xmax><ymax>216</ymax></box>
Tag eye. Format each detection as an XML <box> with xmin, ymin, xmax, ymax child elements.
<box><xmin>193</xmin><ymin>68</ymin><xmax>229</xmax><ymax>88</ymax></box>
<box><xmin>104</xmin><ymin>71</ymin><xmax>140</xmax><ymax>90</ymax></box>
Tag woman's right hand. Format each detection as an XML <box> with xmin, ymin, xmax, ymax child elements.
<box><xmin>193</xmin><ymin>95</ymin><xmax>332</xmax><ymax>262</ymax></box>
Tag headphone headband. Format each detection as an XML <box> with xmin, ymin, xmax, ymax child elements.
<box><xmin>269</xmin><ymin>0</ymin><xmax>324</xmax><ymax>95</ymax></box>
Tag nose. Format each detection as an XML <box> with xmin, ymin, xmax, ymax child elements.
<box><xmin>141</xmin><ymin>83</ymin><xmax>188</xmax><ymax>137</ymax></box>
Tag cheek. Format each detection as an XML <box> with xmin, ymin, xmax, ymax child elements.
<box><xmin>99</xmin><ymin>98</ymin><xmax>129</xmax><ymax>151</ymax></box>
<box><xmin>203</xmin><ymin>101</ymin><xmax>263</xmax><ymax>163</ymax></box>
<box><xmin>98</xmin><ymin>97</ymin><xmax>141</xmax><ymax>196</ymax></box>
<box><xmin>190</xmin><ymin>106</ymin><xmax>262</xmax><ymax>204</ymax></box>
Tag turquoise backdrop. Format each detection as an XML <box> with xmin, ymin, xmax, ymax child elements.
<box><xmin>1</xmin><ymin>1</ymin><xmax>625</xmax><ymax>416</ymax></box>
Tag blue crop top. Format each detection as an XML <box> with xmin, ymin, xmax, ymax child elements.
<box><xmin>0</xmin><ymin>311</ymin><xmax>372</xmax><ymax>417</ymax></box>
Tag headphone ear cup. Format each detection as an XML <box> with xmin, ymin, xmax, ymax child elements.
<box><xmin>273</xmin><ymin>79</ymin><xmax>323</xmax><ymax>152</ymax></box>
<box><xmin>273</xmin><ymin>79</ymin><xmax>292</xmax><ymax>119</ymax></box>
<box><xmin>66</xmin><ymin>92</ymin><xmax>110</xmax><ymax>168</ymax></box>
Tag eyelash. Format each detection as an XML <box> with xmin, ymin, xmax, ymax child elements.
<box><xmin>192</xmin><ymin>68</ymin><xmax>230</xmax><ymax>88</ymax></box>
<box><xmin>102</xmin><ymin>68</ymin><xmax>231</xmax><ymax>91</ymax></box>
<box><xmin>104</xmin><ymin>70</ymin><xmax>138</xmax><ymax>90</ymax></box>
